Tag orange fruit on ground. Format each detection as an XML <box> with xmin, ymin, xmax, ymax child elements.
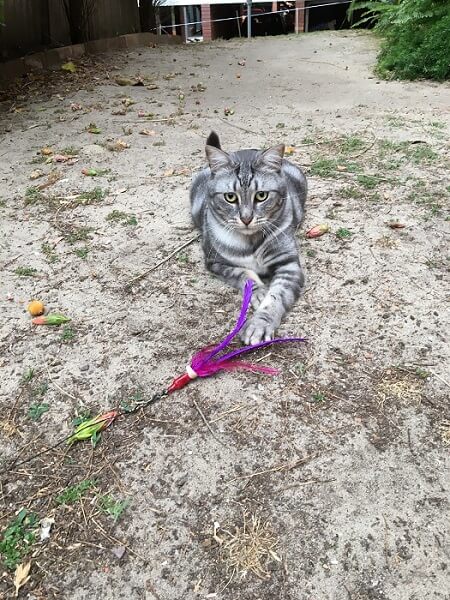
<box><xmin>27</xmin><ymin>300</ymin><xmax>45</xmax><ymax>316</ymax></box>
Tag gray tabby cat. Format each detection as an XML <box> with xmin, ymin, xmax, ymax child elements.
<box><xmin>190</xmin><ymin>132</ymin><xmax>307</xmax><ymax>344</ymax></box>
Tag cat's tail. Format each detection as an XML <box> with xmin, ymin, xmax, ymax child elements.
<box><xmin>206</xmin><ymin>131</ymin><xmax>221</xmax><ymax>149</ymax></box>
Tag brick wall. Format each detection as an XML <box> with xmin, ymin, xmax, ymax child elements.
<box><xmin>201</xmin><ymin>4</ymin><xmax>212</xmax><ymax>41</ymax></box>
<box><xmin>295</xmin><ymin>0</ymin><xmax>305</xmax><ymax>32</ymax></box>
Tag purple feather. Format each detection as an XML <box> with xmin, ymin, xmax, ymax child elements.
<box><xmin>190</xmin><ymin>280</ymin><xmax>306</xmax><ymax>378</ymax></box>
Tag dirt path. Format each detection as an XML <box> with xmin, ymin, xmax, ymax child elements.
<box><xmin>0</xmin><ymin>31</ymin><xmax>449</xmax><ymax>600</ymax></box>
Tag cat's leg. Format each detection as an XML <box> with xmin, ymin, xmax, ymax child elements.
<box><xmin>207</xmin><ymin>261</ymin><xmax>267</xmax><ymax>309</ymax></box>
<box><xmin>241</xmin><ymin>259</ymin><xmax>304</xmax><ymax>344</ymax></box>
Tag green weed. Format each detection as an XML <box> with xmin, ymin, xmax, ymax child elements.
<box><xmin>0</xmin><ymin>509</ymin><xmax>38</xmax><ymax>570</ymax></box>
<box><xmin>41</xmin><ymin>242</ymin><xmax>59</xmax><ymax>263</ymax></box>
<box><xmin>336</xmin><ymin>228</ymin><xmax>353</xmax><ymax>240</ymax></box>
<box><xmin>74</xmin><ymin>247</ymin><xmax>90</xmax><ymax>259</ymax></box>
<box><xmin>28</xmin><ymin>403</ymin><xmax>50</xmax><ymax>421</ymax></box>
<box><xmin>78</xmin><ymin>187</ymin><xmax>106</xmax><ymax>204</ymax></box>
<box><xmin>24</xmin><ymin>186</ymin><xmax>44</xmax><ymax>205</ymax></box>
<box><xmin>98</xmin><ymin>495</ymin><xmax>130</xmax><ymax>522</ymax></box>
<box><xmin>310</xmin><ymin>158</ymin><xmax>337</xmax><ymax>177</ymax></box>
<box><xmin>66</xmin><ymin>227</ymin><xmax>93</xmax><ymax>244</ymax></box>
<box><xmin>22</xmin><ymin>368</ymin><xmax>35</xmax><ymax>383</ymax></box>
<box><xmin>56</xmin><ymin>480</ymin><xmax>96</xmax><ymax>505</ymax></box>
<box><xmin>356</xmin><ymin>174</ymin><xmax>378</xmax><ymax>189</ymax></box>
<box><xmin>61</xmin><ymin>326</ymin><xmax>76</xmax><ymax>343</ymax></box>
<box><xmin>106</xmin><ymin>210</ymin><xmax>137</xmax><ymax>226</ymax></box>
<box><xmin>15</xmin><ymin>266</ymin><xmax>37</xmax><ymax>277</ymax></box>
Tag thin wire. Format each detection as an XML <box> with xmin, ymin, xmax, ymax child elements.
<box><xmin>152</xmin><ymin>0</ymin><xmax>352</xmax><ymax>32</ymax></box>
<box><xmin>0</xmin><ymin>389</ymin><xmax>168</xmax><ymax>475</ymax></box>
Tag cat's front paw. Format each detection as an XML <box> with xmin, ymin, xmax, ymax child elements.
<box><xmin>241</xmin><ymin>315</ymin><xmax>275</xmax><ymax>345</ymax></box>
<box><xmin>251</xmin><ymin>285</ymin><xmax>268</xmax><ymax>310</ymax></box>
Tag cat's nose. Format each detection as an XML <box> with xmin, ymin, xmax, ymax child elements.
<box><xmin>240</xmin><ymin>215</ymin><xmax>253</xmax><ymax>226</ymax></box>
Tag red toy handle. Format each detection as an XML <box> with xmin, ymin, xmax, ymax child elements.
<box><xmin>167</xmin><ymin>372</ymin><xmax>192</xmax><ymax>394</ymax></box>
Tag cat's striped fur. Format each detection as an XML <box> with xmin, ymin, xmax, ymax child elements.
<box><xmin>190</xmin><ymin>132</ymin><xmax>307</xmax><ymax>344</ymax></box>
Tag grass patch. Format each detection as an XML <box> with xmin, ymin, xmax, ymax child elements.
<box><xmin>66</xmin><ymin>226</ymin><xmax>93</xmax><ymax>244</ymax></box>
<box><xmin>74</xmin><ymin>247</ymin><xmax>90</xmax><ymax>259</ymax></box>
<box><xmin>310</xmin><ymin>158</ymin><xmax>338</xmax><ymax>177</ymax></box>
<box><xmin>24</xmin><ymin>186</ymin><xmax>44</xmax><ymax>205</ymax></box>
<box><xmin>61</xmin><ymin>146</ymin><xmax>80</xmax><ymax>155</ymax></box>
<box><xmin>356</xmin><ymin>174</ymin><xmax>379</xmax><ymax>189</ymax></box>
<box><xmin>28</xmin><ymin>403</ymin><xmax>50</xmax><ymax>421</ymax></box>
<box><xmin>78</xmin><ymin>187</ymin><xmax>107</xmax><ymax>204</ymax></box>
<box><xmin>410</xmin><ymin>145</ymin><xmax>438</xmax><ymax>164</ymax></box>
<box><xmin>31</xmin><ymin>381</ymin><xmax>48</xmax><ymax>399</ymax></box>
<box><xmin>15</xmin><ymin>266</ymin><xmax>37</xmax><ymax>277</ymax></box>
<box><xmin>338</xmin><ymin>186</ymin><xmax>363</xmax><ymax>199</ymax></box>
<box><xmin>0</xmin><ymin>509</ymin><xmax>38</xmax><ymax>570</ymax></box>
<box><xmin>98</xmin><ymin>495</ymin><xmax>130</xmax><ymax>522</ymax></box>
<box><xmin>22</xmin><ymin>368</ymin><xmax>35</xmax><ymax>383</ymax></box>
<box><xmin>106</xmin><ymin>210</ymin><xmax>138</xmax><ymax>226</ymax></box>
<box><xmin>56</xmin><ymin>480</ymin><xmax>96</xmax><ymax>505</ymax></box>
<box><xmin>339</xmin><ymin>135</ymin><xmax>366</xmax><ymax>153</ymax></box>
<box><xmin>41</xmin><ymin>242</ymin><xmax>59</xmax><ymax>263</ymax></box>
<box><xmin>61</xmin><ymin>326</ymin><xmax>76</xmax><ymax>343</ymax></box>
<box><xmin>335</xmin><ymin>228</ymin><xmax>353</xmax><ymax>240</ymax></box>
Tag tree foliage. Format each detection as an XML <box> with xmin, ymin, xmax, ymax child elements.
<box><xmin>348</xmin><ymin>0</ymin><xmax>450</xmax><ymax>80</ymax></box>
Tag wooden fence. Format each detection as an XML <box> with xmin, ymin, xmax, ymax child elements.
<box><xmin>0</xmin><ymin>0</ymin><xmax>141</xmax><ymax>60</ymax></box>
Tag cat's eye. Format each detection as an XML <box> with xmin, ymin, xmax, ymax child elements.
<box><xmin>255</xmin><ymin>191</ymin><xmax>269</xmax><ymax>202</ymax></box>
<box><xmin>224</xmin><ymin>192</ymin><xmax>238</xmax><ymax>203</ymax></box>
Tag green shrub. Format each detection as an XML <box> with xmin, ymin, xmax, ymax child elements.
<box><xmin>349</xmin><ymin>0</ymin><xmax>450</xmax><ymax>81</ymax></box>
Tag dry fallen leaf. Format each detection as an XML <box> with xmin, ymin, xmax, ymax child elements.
<box><xmin>115</xmin><ymin>76</ymin><xmax>133</xmax><ymax>86</ymax></box>
<box><xmin>14</xmin><ymin>561</ymin><xmax>31</xmax><ymax>597</ymax></box>
<box><xmin>70</xmin><ymin>103</ymin><xmax>82</xmax><ymax>111</ymax></box>
<box><xmin>337</xmin><ymin>165</ymin><xmax>347</xmax><ymax>171</ymax></box>
<box><xmin>40</xmin><ymin>147</ymin><xmax>53</xmax><ymax>156</ymax></box>
<box><xmin>106</xmin><ymin>139</ymin><xmax>130</xmax><ymax>152</ymax></box>
<box><xmin>285</xmin><ymin>146</ymin><xmax>296</xmax><ymax>156</ymax></box>
<box><xmin>30</xmin><ymin>169</ymin><xmax>44</xmax><ymax>180</ymax></box>
<box><xmin>387</xmin><ymin>222</ymin><xmax>406</xmax><ymax>229</ymax></box>
<box><xmin>51</xmin><ymin>154</ymin><xmax>77</xmax><ymax>163</ymax></box>
<box><xmin>139</xmin><ymin>129</ymin><xmax>156</xmax><ymax>136</ymax></box>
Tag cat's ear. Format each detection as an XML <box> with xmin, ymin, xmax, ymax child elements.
<box><xmin>206</xmin><ymin>145</ymin><xmax>234</xmax><ymax>174</ymax></box>
<box><xmin>206</xmin><ymin>131</ymin><xmax>221</xmax><ymax>149</ymax></box>
<box><xmin>256</xmin><ymin>144</ymin><xmax>285</xmax><ymax>172</ymax></box>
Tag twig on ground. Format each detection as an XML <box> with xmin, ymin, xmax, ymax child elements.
<box><xmin>193</xmin><ymin>399</ymin><xmax>226</xmax><ymax>447</ymax></box>
<box><xmin>45</xmin><ymin>364</ymin><xmax>79</xmax><ymax>401</ymax></box>
<box><xmin>124</xmin><ymin>235</ymin><xmax>199</xmax><ymax>289</ymax></box>
<box><xmin>226</xmin><ymin>454</ymin><xmax>317</xmax><ymax>485</ymax></box>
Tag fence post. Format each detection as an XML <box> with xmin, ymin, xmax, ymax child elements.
<box><xmin>247</xmin><ymin>0</ymin><xmax>252</xmax><ymax>38</ymax></box>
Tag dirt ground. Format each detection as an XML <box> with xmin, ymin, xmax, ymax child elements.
<box><xmin>0</xmin><ymin>31</ymin><xmax>449</xmax><ymax>600</ymax></box>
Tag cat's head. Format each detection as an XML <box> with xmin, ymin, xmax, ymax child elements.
<box><xmin>205</xmin><ymin>132</ymin><xmax>287</xmax><ymax>235</ymax></box>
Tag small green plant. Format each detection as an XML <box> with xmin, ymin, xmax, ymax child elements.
<box><xmin>306</xmin><ymin>249</ymin><xmax>317</xmax><ymax>258</ymax></box>
<box><xmin>78</xmin><ymin>187</ymin><xmax>106</xmax><ymax>204</ymax></box>
<box><xmin>74</xmin><ymin>247</ymin><xmax>90</xmax><ymax>259</ymax></box>
<box><xmin>56</xmin><ymin>480</ymin><xmax>96</xmax><ymax>505</ymax></box>
<box><xmin>28</xmin><ymin>403</ymin><xmax>50</xmax><ymax>421</ymax></box>
<box><xmin>0</xmin><ymin>509</ymin><xmax>38</xmax><ymax>570</ymax></box>
<box><xmin>312</xmin><ymin>391</ymin><xmax>326</xmax><ymax>403</ymax></box>
<box><xmin>61</xmin><ymin>326</ymin><xmax>76</xmax><ymax>343</ymax></box>
<box><xmin>356</xmin><ymin>174</ymin><xmax>378</xmax><ymax>189</ymax></box>
<box><xmin>66</xmin><ymin>226</ymin><xmax>92</xmax><ymax>244</ymax></box>
<box><xmin>177</xmin><ymin>252</ymin><xmax>189</xmax><ymax>264</ymax></box>
<box><xmin>340</xmin><ymin>135</ymin><xmax>365</xmax><ymax>153</ymax></box>
<box><xmin>98</xmin><ymin>495</ymin><xmax>130</xmax><ymax>522</ymax></box>
<box><xmin>410</xmin><ymin>145</ymin><xmax>438</xmax><ymax>164</ymax></box>
<box><xmin>311</xmin><ymin>158</ymin><xmax>338</xmax><ymax>177</ymax></box>
<box><xmin>15</xmin><ymin>266</ymin><xmax>37</xmax><ymax>277</ymax></box>
<box><xmin>275</xmin><ymin>122</ymin><xmax>285</xmax><ymax>129</ymax></box>
<box><xmin>31</xmin><ymin>381</ymin><xmax>48</xmax><ymax>398</ymax></box>
<box><xmin>41</xmin><ymin>242</ymin><xmax>59</xmax><ymax>263</ymax></box>
<box><xmin>336</xmin><ymin>228</ymin><xmax>353</xmax><ymax>240</ymax></box>
<box><xmin>0</xmin><ymin>198</ymin><xmax>6</xmax><ymax>208</ymax></box>
<box><xmin>24</xmin><ymin>186</ymin><xmax>44</xmax><ymax>205</ymax></box>
<box><xmin>61</xmin><ymin>146</ymin><xmax>80</xmax><ymax>155</ymax></box>
<box><xmin>338</xmin><ymin>186</ymin><xmax>363</xmax><ymax>199</ymax></box>
<box><xmin>106</xmin><ymin>210</ymin><xmax>137</xmax><ymax>226</ymax></box>
<box><xmin>22</xmin><ymin>368</ymin><xmax>35</xmax><ymax>383</ymax></box>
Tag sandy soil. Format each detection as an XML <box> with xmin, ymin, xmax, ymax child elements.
<box><xmin>0</xmin><ymin>31</ymin><xmax>449</xmax><ymax>600</ymax></box>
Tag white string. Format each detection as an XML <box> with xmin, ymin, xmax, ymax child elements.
<box><xmin>151</xmin><ymin>0</ymin><xmax>352</xmax><ymax>32</ymax></box>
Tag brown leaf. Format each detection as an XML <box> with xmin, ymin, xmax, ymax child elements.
<box><xmin>387</xmin><ymin>222</ymin><xmax>406</xmax><ymax>229</ymax></box>
<box><xmin>115</xmin><ymin>76</ymin><xmax>133</xmax><ymax>86</ymax></box>
<box><xmin>51</xmin><ymin>154</ymin><xmax>77</xmax><ymax>163</ymax></box>
<box><xmin>106</xmin><ymin>139</ymin><xmax>130</xmax><ymax>152</ymax></box>
<box><xmin>285</xmin><ymin>146</ymin><xmax>296</xmax><ymax>156</ymax></box>
<box><xmin>337</xmin><ymin>165</ymin><xmax>347</xmax><ymax>171</ymax></box>
<box><xmin>30</xmin><ymin>169</ymin><xmax>44</xmax><ymax>180</ymax></box>
<box><xmin>40</xmin><ymin>147</ymin><xmax>53</xmax><ymax>156</ymax></box>
<box><xmin>139</xmin><ymin>129</ymin><xmax>156</xmax><ymax>136</ymax></box>
<box><xmin>14</xmin><ymin>562</ymin><xmax>31</xmax><ymax>597</ymax></box>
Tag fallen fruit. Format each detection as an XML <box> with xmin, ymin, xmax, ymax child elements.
<box><xmin>306</xmin><ymin>224</ymin><xmax>330</xmax><ymax>238</ymax></box>
<box><xmin>67</xmin><ymin>410</ymin><xmax>118</xmax><ymax>445</ymax></box>
<box><xmin>81</xmin><ymin>168</ymin><xmax>98</xmax><ymax>176</ymax></box>
<box><xmin>27</xmin><ymin>300</ymin><xmax>45</xmax><ymax>316</ymax></box>
<box><xmin>32</xmin><ymin>314</ymin><xmax>71</xmax><ymax>326</ymax></box>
